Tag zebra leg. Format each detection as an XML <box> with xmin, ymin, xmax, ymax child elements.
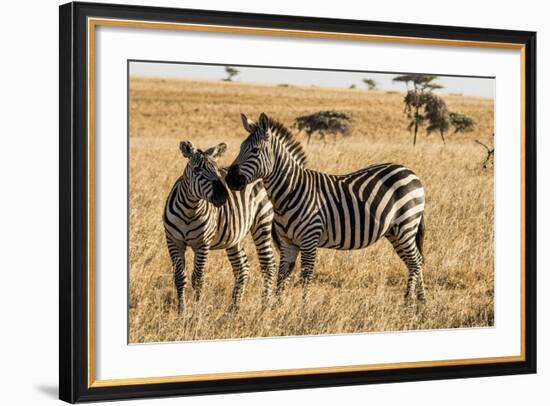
<box><xmin>251</xmin><ymin>223</ymin><xmax>277</xmax><ymax>305</ymax></box>
<box><xmin>388</xmin><ymin>233</ymin><xmax>424</xmax><ymax>304</ymax></box>
<box><xmin>276</xmin><ymin>242</ymin><xmax>299</xmax><ymax>295</ymax></box>
<box><xmin>416</xmin><ymin>270</ymin><xmax>426</xmax><ymax>303</ymax></box>
<box><xmin>166</xmin><ymin>237</ymin><xmax>186</xmax><ymax>314</ymax></box>
<box><xmin>226</xmin><ymin>245</ymin><xmax>250</xmax><ymax>311</ymax></box>
<box><xmin>191</xmin><ymin>246</ymin><xmax>209</xmax><ymax>303</ymax></box>
<box><xmin>299</xmin><ymin>245</ymin><xmax>318</xmax><ymax>301</ymax></box>
<box><xmin>298</xmin><ymin>228</ymin><xmax>321</xmax><ymax>300</ymax></box>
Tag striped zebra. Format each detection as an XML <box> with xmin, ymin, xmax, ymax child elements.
<box><xmin>226</xmin><ymin>113</ymin><xmax>426</xmax><ymax>303</ymax></box>
<box><xmin>163</xmin><ymin>140</ymin><xmax>276</xmax><ymax>313</ymax></box>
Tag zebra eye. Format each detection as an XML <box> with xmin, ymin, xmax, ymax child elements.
<box><xmin>192</xmin><ymin>166</ymin><xmax>201</xmax><ymax>174</ymax></box>
<box><xmin>250</xmin><ymin>147</ymin><xmax>260</xmax><ymax>154</ymax></box>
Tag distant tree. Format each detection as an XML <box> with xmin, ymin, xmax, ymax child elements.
<box><xmin>294</xmin><ymin>111</ymin><xmax>352</xmax><ymax>144</ymax></box>
<box><xmin>424</xmin><ymin>93</ymin><xmax>450</xmax><ymax>143</ymax></box>
<box><xmin>393</xmin><ymin>74</ymin><xmax>444</xmax><ymax>145</ymax></box>
<box><xmin>393</xmin><ymin>74</ymin><xmax>444</xmax><ymax>92</ymax></box>
<box><xmin>222</xmin><ymin>66</ymin><xmax>239</xmax><ymax>82</ymax></box>
<box><xmin>349</xmin><ymin>84</ymin><xmax>356</xmax><ymax>89</ymax></box>
<box><xmin>449</xmin><ymin>112</ymin><xmax>475</xmax><ymax>133</ymax></box>
<box><xmin>362</xmin><ymin>78</ymin><xmax>377</xmax><ymax>90</ymax></box>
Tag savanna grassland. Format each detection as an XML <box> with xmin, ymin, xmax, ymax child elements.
<box><xmin>129</xmin><ymin>76</ymin><xmax>494</xmax><ymax>343</ymax></box>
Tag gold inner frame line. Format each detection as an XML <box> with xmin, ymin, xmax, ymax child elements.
<box><xmin>87</xmin><ymin>17</ymin><xmax>527</xmax><ymax>388</ymax></box>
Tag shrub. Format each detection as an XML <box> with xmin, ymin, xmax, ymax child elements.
<box><xmin>294</xmin><ymin>111</ymin><xmax>352</xmax><ymax>143</ymax></box>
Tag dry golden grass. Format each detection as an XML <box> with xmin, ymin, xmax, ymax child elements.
<box><xmin>129</xmin><ymin>77</ymin><xmax>494</xmax><ymax>343</ymax></box>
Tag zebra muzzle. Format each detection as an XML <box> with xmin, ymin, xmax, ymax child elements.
<box><xmin>210</xmin><ymin>180</ymin><xmax>228</xmax><ymax>207</ymax></box>
<box><xmin>226</xmin><ymin>164</ymin><xmax>247</xmax><ymax>191</ymax></box>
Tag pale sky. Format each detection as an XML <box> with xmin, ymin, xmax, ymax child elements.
<box><xmin>129</xmin><ymin>61</ymin><xmax>494</xmax><ymax>98</ymax></box>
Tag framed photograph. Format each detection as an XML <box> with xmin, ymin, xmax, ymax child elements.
<box><xmin>59</xmin><ymin>1</ymin><xmax>536</xmax><ymax>403</ymax></box>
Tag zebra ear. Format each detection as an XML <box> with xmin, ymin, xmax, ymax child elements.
<box><xmin>179</xmin><ymin>140</ymin><xmax>196</xmax><ymax>158</ymax></box>
<box><xmin>258</xmin><ymin>112</ymin><xmax>269</xmax><ymax>132</ymax></box>
<box><xmin>241</xmin><ymin>113</ymin><xmax>255</xmax><ymax>133</ymax></box>
<box><xmin>204</xmin><ymin>143</ymin><xmax>227</xmax><ymax>159</ymax></box>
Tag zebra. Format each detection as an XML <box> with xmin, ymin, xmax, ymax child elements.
<box><xmin>163</xmin><ymin>140</ymin><xmax>277</xmax><ymax>313</ymax></box>
<box><xmin>226</xmin><ymin>113</ymin><xmax>426</xmax><ymax>304</ymax></box>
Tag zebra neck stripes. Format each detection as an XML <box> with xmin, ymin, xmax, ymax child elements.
<box><xmin>264</xmin><ymin>142</ymin><xmax>310</xmax><ymax>215</ymax></box>
<box><xmin>175</xmin><ymin>177</ymin><xmax>211</xmax><ymax>219</ymax></box>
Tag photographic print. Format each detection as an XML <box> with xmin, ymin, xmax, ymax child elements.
<box><xmin>128</xmin><ymin>62</ymin><xmax>495</xmax><ymax>343</ymax></box>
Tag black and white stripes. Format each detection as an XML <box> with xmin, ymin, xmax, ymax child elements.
<box><xmin>163</xmin><ymin>140</ymin><xmax>276</xmax><ymax>313</ymax></box>
<box><xmin>226</xmin><ymin>113</ymin><xmax>427</xmax><ymax>303</ymax></box>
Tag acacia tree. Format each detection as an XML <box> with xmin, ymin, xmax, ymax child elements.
<box><xmin>393</xmin><ymin>74</ymin><xmax>444</xmax><ymax>145</ymax></box>
<box><xmin>424</xmin><ymin>93</ymin><xmax>450</xmax><ymax>143</ymax></box>
<box><xmin>223</xmin><ymin>66</ymin><xmax>239</xmax><ymax>82</ymax></box>
<box><xmin>394</xmin><ymin>75</ymin><xmax>476</xmax><ymax>145</ymax></box>
<box><xmin>362</xmin><ymin>78</ymin><xmax>377</xmax><ymax>90</ymax></box>
<box><xmin>294</xmin><ymin>111</ymin><xmax>352</xmax><ymax>144</ymax></box>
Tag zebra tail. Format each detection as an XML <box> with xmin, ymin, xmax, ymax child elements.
<box><xmin>416</xmin><ymin>214</ymin><xmax>425</xmax><ymax>259</ymax></box>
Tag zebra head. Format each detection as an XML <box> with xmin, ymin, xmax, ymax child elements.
<box><xmin>179</xmin><ymin>140</ymin><xmax>229</xmax><ymax>207</ymax></box>
<box><xmin>226</xmin><ymin>112</ymin><xmax>274</xmax><ymax>191</ymax></box>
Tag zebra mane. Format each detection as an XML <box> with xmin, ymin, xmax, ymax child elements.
<box><xmin>267</xmin><ymin>118</ymin><xmax>307</xmax><ymax>166</ymax></box>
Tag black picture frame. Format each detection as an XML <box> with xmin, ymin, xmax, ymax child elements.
<box><xmin>59</xmin><ymin>1</ymin><xmax>537</xmax><ymax>403</ymax></box>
